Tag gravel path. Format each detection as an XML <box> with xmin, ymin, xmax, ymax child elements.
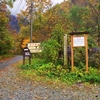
<box><xmin>0</xmin><ymin>56</ymin><xmax>23</xmax><ymax>70</ymax></box>
<box><xmin>0</xmin><ymin>57</ymin><xmax>100</xmax><ymax>100</ymax></box>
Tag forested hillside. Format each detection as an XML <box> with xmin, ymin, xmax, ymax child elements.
<box><xmin>18</xmin><ymin>0</ymin><xmax>100</xmax><ymax>46</ymax></box>
<box><xmin>0</xmin><ymin>0</ymin><xmax>21</xmax><ymax>58</ymax></box>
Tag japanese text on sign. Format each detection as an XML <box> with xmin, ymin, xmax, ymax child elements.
<box><xmin>27</xmin><ymin>43</ymin><xmax>42</xmax><ymax>53</ymax></box>
<box><xmin>73</xmin><ymin>36</ymin><xmax>85</xmax><ymax>47</ymax></box>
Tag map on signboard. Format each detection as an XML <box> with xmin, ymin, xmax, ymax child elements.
<box><xmin>73</xmin><ymin>36</ymin><xmax>85</xmax><ymax>47</ymax></box>
<box><xmin>27</xmin><ymin>43</ymin><xmax>42</xmax><ymax>53</ymax></box>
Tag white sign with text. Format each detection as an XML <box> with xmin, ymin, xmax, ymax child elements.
<box><xmin>73</xmin><ymin>36</ymin><xmax>85</xmax><ymax>47</ymax></box>
<box><xmin>27</xmin><ymin>43</ymin><xmax>42</xmax><ymax>53</ymax></box>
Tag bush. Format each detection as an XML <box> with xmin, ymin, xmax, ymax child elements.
<box><xmin>74</xmin><ymin>48</ymin><xmax>86</xmax><ymax>68</ymax></box>
<box><xmin>41</xmin><ymin>39</ymin><xmax>60</xmax><ymax>64</ymax></box>
<box><xmin>84</xmin><ymin>67</ymin><xmax>100</xmax><ymax>83</ymax></box>
<box><xmin>21</xmin><ymin>58</ymin><xmax>100</xmax><ymax>84</ymax></box>
<box><xmin>0</xmin><ymin>32</ymin><xmax>14</xmax><ymax>55</ymax></box>
<box><xmin>0</xmin><ymin>56</ymin><xmax>2</xmax><ymax>60</ymax></box>
<box><xmin>89</xmin><ymin>52</ymin><xmax>100</xmax><ymax>69</ymax></box>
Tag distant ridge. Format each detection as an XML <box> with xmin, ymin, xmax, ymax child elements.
<box><xmin>9</xmin><ymin>15</ymin><xmax>20</xmax><ymax>32</ymax></box>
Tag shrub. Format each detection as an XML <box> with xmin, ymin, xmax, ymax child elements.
<box><xmin>89</xmin><ymin>52</ymin><xmax>100</xmax><ymax>69</ymax></box>
<box><xmin>41</xmin><ymin>39</ymin><xmax>60</xmax><ymax>64</ymax></box>
<box><xmin>0</xmin><ymin>56</ymin><xmax>2</xmax><ymax>60</ymax></box>
<box><xmin>20</xmin><ymin>58</ymin><xmax>100</xmax><ymax>85</ymax></box>
<box><xmin>74</xmin><ymin>47</ymin><xmax>86</xmax><ymax>68</ymax></box>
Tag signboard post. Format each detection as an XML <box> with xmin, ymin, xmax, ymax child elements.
<box><xmin>70</xmin><ymin>32</ymin><xmax>89</xmax><ymax>72</ymax></box>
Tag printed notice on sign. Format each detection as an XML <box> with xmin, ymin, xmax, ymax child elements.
<box><xmin>73</xmin><ymin>36</ymin><xmax>85</xmax><ymax>47</ymax></box>
<box><xmin>27</xmin><ymin>43</ymin><xmax>42</xmax><ymax>53</ymax></box>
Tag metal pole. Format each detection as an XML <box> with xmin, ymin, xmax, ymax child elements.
<box><xmin>30</xmin><ymin>0</ymin><xmax>33</xmax><ymax>43</ymax></box>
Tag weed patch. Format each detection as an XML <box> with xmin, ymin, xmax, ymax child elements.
<box><xmin>19</xmin><ymin>58</ymin><xmax>100</xmax><ymax>85</ymax></box>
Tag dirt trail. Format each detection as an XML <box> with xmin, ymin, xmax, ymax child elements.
<box><xmin>0</xmin><ymin>56</ymin><xmax>23</xmax><ymax>70</ymax></box>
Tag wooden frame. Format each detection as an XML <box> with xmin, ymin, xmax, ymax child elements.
<box><xmin>73</xmin><ymin>36</ymin><xmax>85</xmax><ymax>47</ymax></box>
<box><xmin>70</xmin><ymin>32</ymin><xmax>89</xmax><ymax>72</ymax></box>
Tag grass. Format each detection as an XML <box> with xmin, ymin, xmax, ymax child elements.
<box><xmin>18</xmin><ymin>57</ymin><xmax>100</xmax><ymax>86</ymax></box>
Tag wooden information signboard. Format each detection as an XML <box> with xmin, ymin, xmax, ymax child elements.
<box><xmin>70</xmin><ymin>32</ymin><xmax>89</xmax><ymax>72</ymax></box>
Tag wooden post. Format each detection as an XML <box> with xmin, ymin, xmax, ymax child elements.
<box><xmin>29</xmin><ymin>56</ymin><xmax>31</xmax><ymax>65</ymax></box>
<box><xmin>64</xmin><ymin>34</ymin><xmax>67</xmax><ymax>66</ymax></box>
<box><xmin>71</xmin><ymin>35</ymin><xmax>74</xmax><ymax>71</ymax></box>
<box><xmin>85</xmin><ymin>34</ymin><xmax>88</xmax><ymax>72</ymax></box>
<box><xmin>23</xmin><ymin>56</ymin><xmax>25</xmax><ymax>65</ymax></box>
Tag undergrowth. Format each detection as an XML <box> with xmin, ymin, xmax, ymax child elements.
<box><xmin>0</xmin><ymin>54</ymin><xmax>15</xmax><ymax>60</ymax></box>
<box><xmin>19</xmin><ymin>58</ymin><xmax>100</xmax><ymax>85</ymax></box>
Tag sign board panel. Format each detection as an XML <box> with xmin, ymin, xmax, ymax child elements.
<box><xmin>23</xmin><ymin>47</ymin><xmax>31</xmax><ymax>57</ymax></box>
<box><xmin>27</xmin><ymin>43</ymin><xmax>42</xmax><ymax>53</ymax></box>
<box><xmin>73</xmin><ymin>36</ymin><xmax>85</xmax><ymax>47</ymax></box>
<box><xmin>23</xmin><ymin>47</ymin><xmax>31</xmax><ymax>65</ymax></box>
<box><xmin>25</xmin><ymin>52</ymin><xmax>30</xmax><ymax>56</ymax></box>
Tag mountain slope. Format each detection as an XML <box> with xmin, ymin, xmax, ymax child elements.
<box><xmin>9</xmin><ymin>15</ymin><xmax>20</xmax><ymax>32</ymax></box>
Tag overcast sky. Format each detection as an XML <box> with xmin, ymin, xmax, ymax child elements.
<box><xmin>9</xmin><ymin>0</ymin><xmax>64</xmax><ymax>15</ymax></box>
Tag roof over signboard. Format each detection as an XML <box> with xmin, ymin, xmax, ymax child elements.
<box><xmin>69</xmin><ymin>31</ymin><xmax>89</xmax><ymax>35</ymax></box>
